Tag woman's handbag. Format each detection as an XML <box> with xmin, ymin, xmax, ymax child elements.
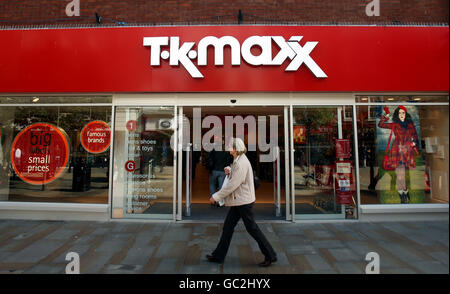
<box><xmin>382</xmin><ymin>127</ymin><xmax>395</xmax><ymax>171</ymax></box>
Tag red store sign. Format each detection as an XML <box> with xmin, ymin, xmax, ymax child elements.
<box><xmin>335</xmin><ymin>161</ymin><xmax>354</xmax><ymax>205</ymax></box>
<box><xmin>336</xmin><ymin>139</ymin><xmax>351</xmax><ymax>159</ymax></box>
<box><xmin>0</xmin><ymin>26</ymin><xmax>448</xmax><ymax>92</ymax></box>
<box><xmin>11</xmin><ymin>123</ymin><xmax>70</xmax><ymax>185</ymax></box>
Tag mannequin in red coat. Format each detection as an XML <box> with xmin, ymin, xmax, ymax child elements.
<box><xmin>378</xmin><ymin>106</ymin><xmax>419</xmax><ymax>203</ymax></box>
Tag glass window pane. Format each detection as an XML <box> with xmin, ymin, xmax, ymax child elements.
<box><xmin>357</xmin><ymin>104</ymin><xmax>449</xmax><ymax>204</ymax></box>
<box><xmin>0</xmin><ymin>106</ymin><xmax>112</xmax><ymax>203</ymax></box>
<box><xmin>356</xmin><ymin>95</ymin><xmax>449</xmax><ymax>103</ymax></box>
<box><xmin>0</xmin><ymin>95</ymin><xmax>112</xmax><ymax>104</ymax></box>
<box><xmin>293</xmin><ymin>106</ymin><xmax>357</xmax><ymax>219</ymax></box>
<box><xmin>112</xmin><ymin>106</ymin><xmax>175</xmax><ymax>219</ymax></box>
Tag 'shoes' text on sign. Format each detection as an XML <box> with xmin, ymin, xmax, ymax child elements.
<box><xmin>143</xmin><ymin>35</ymin><xmax>327</xmax><ymax>78</ymax></box>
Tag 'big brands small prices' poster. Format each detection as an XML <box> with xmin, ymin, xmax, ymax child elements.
<box><xmin>11</xmin><ymin>123</ymin><xmax>70</xmax><ymax>185</ymax></box>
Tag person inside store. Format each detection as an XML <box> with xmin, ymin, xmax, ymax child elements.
<box><xmin>206</xmin><ymin>138</ymin><xmax>277</xmax><ymax>267</ymax></box>
<box><xmin>206</xmin><ymin>141</ymin><xmax>233</xmax><ymax>206</ymax></box>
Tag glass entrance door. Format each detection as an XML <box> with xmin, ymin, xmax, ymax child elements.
<box><xmin>179</xmin><ymin>106</ymin><xmax>288</xmax><ymax>221</ymax></box>
<box><xmin>291</xmin><ymin>106</ymin><xmax>358</xmax><ymax>220</ymax></box>
<box><xmin>111</xmin><ymin>106</ymin><xmax>177</xmax><ymax>220</ymax></box>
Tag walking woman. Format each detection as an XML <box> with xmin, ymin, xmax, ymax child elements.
<box><xmin>378</xmin><ymin>106</ymin><xmax>419</xmax><ymax>203</ymax></box>
<box><xmin>206</xmin><ymin>138</ymin><xmax>277</xmax><ymax>267</ymax></box>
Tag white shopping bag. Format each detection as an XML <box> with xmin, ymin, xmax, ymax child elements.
<box><xmin>218</xmin><ymin>175</ymin><xmax>229</xmax><ymax>206</ymax></box>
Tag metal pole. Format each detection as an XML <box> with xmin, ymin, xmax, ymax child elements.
<box><xmin>337</xmin><ymin>107</ymin><xmax>345</xmax><ymax>216</ymax></box>
<box><xmin>273</xmin><ymin>146</ymin><xmax>276</xmax><ymax>213</ymax></box>
<box><xmin>276</xmin><ymin>146</ymin><xmax>281</xmax><ymax>217</ymax></box>
<box><xmin>185</xmin><ymin>144</ymin><xmax>191</xmax><ymax>216</ymax></box>
<box><xmin>289</xmin><ymin>105</ymin><xmax>295</xmax><ymax>222</ymax></box>
<box><xmin>176</xmin><ymin>106</ymin><xmax>183</xmax><ymax>221</ymax></box>
<box><xmin>284</xmin><ymin>106</ymin><xmax>291</xmax><ymax>221</ymax></box>
<box><xmin>352</xmin><ymin>103</ymin><xmax>361</xmax><ymax>219</ymax></box>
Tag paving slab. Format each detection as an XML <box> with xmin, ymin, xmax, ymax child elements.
<box><xmin>23</xmin><ymin>263</ymin><xmax>65</xmax><ymax>274</ymax></box>
<box><xmin>305</xmin><ymin>254</ymin><xmax>333</xmax><ymax>271</ymax></box>
<box><xmin>2</xmin><ymin>239</ymin><xmax>65</xmax><ymax>263</ymax></box>
<box><xmin>328</xmin><ymin>248</ymin><xmax>362</xmax><ymax>262</ymax></box>
<box><xmin>382</xmin><ymin>267</ymin><xmax>418</xmax><ymax>274</ymax></box>
<box><xmin>409</xmin><ymin>260</ymin><xmax>449</xmax><ymax>274</ymax></box>
<box><xmin>52</xmin><ymin>244</ymin><xmax>91</xmax><ymax>264</ymax></box>
<box><xmin>334</xmin><ymin>261</ymin><xmax>365</xmax><ymax>274</ymax></box>
<box><xmin>428</xmin><ymin>251</ymin><xmax>449</xmax><ymax>265</ymax></box>
<box><xmin>311</xmin><ymin>240</ymin><xmax>346</xmax><ymax>249</ymax></box>
<box><xmin>103</xmin><ymin>264</ymin><xmax>144</xmax><ymax>274</ymax></box>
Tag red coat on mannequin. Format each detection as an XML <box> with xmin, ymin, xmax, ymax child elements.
<box><xmin>378</xmin><ymin>107</ymin><xmax>419</xmax><ymax>170</ymax></box>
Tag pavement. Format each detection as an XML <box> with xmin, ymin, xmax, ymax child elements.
<box><xmin>0</xmin><ymin>219</ymin><xmax>448</xmax><ymax>274</ymax></box>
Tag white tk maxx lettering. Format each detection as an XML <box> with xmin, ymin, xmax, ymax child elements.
<box><xmin>143</xmin><ymin>35</ymin><xmax>327</xmax><ymax>78</ymax></box>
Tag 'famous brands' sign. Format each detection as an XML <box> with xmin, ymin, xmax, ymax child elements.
<box><xmin>143</xmin><ymin>35</ymin><xmax>327</xmax><ymax>78</ymax></box>
<box><xmin>11</xmin><ymin>123</ymin><xmax>70</xmax><ymax>185</ymax></box>
<box><xmin>80</xmin><ymin>121</ymin><xmax>111</xmax><ymax>154</ymax></box>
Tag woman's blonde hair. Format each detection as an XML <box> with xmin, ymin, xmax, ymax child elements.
<box><xmin>231</xmin><ymin>138</ymin><xmax>247</xmax><ymax>156</ymax></box>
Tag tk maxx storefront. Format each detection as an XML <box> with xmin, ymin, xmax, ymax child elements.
<box><xmin>0</xmin><ymin>25</ymin><xmax>448</xmax><ymax>223</ymax></box>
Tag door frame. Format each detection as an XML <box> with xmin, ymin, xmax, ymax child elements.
<box><xmin>175</xmin><ymin>104</ymin><xmax>291</xmax><ymax>221</ymax></box>
<box><xmin>112</xmin><ymin>92</ymin><xmax>356</xmax><ymax>222</ymax></box>
<box><xmin>176</xmin><ymin>106</ymin><xmax>183</xmax><ymax>221</ymax></box>
<box><xmin>109</xmin><ymin>104</ymin><xmax>178</xmax><ymax>221</ymax></box>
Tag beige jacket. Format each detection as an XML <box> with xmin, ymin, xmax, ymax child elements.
<box><xmin>212</xmin><ymin>154</ymin><xmax>255</xmax><ymax>206</ymax></box>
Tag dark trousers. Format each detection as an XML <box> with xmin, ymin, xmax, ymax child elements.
<box><xmin>212</xmin><ymin>202</ymin><xmax>277</xmax><ymax>262</ymax></box>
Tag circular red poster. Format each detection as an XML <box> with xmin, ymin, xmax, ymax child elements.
<box><xmin>125</xmin><ymin>160</ymin><xmax>136</xmax><ymax>172</ymax></box>
<box><xmin>11</xmin><ymin>123</ymin><xmax>70</xmax><ymax>185</ymax></box>
<box><xmin>126</xmin><ymin>120</ymin><xmax>137</xmax><ymax>132</ymax></box>
<box><xmin>80</xmin><ymin>121</ymin><xmax>111</xmax><ymax>154</ymax></box>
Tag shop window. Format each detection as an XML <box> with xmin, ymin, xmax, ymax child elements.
<box><xmin>0</xmin><ymin>102</ymin><xmax>112</xmax><ymax>204</ymax></box>
<box><xmin>292</xmin><ymin>106</ymin><xmax>357</xmax><ymax>219</ymax></box>
<box><xmin>356</xmin><ymin>95</ymin><xmax>449</xmax><ymax>205</ymax></box>
<box><xmin>112</xmin><ymin>107</ymin><xmax>175</xmax><ymax>219</ymax></box>
<box><xmin>0</xmin><ymin>95</ymin><xmax>112</xmax><ymax>104</ymax></box>
<box><xmin>356</xmin><ymin>96</ymin><xmax>449</xmax><ymax>103</ymax></box>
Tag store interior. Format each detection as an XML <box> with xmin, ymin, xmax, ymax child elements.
<box><xmin>180</xmin><ymin>106</ymin><xmax>286</xmax><ymax>220</ymax></box>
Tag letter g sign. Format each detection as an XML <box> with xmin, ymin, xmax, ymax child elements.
<box><xmin>125</xmin><ymin>160</ymin><xmax>136</xmax><ymax>172</ymax></box>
